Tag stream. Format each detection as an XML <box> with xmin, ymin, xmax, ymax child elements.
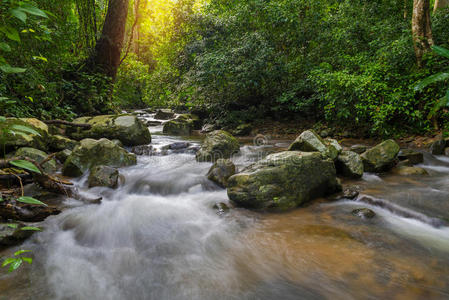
<box><xmin>1</xmin><ymin>113</ymin><xmax>449</xmax><ymax>299</ymax></box>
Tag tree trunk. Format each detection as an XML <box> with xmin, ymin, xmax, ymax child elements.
<box><xmin>132</xmin><ymin>0</ymin><xmax>140</xmax><ymax>55</ymax></box>
<box><xmin>90</xmin><ymin>0</ymin><xmax>130</xmax><ymax>78</ymax></box>
<box><xmin>412</xmin><ymin>0</ymin><xmax>434</xmax><ymax>68</ymax></box>
<box><xmin>434</xmin><ymin>0</ymin><xmax>449</xmax><ymax>12</ymax></box>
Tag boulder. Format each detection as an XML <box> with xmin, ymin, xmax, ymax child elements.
<box><xmin>335</xmin><ymin>151</ymin><xmax>364</xmax><ymax>178</ymax></box>
<box><xmin>48</xmin><ymin>134</ymin><xmax>79</xmax><ymax>151</ymax></box>
<box><xmin>430</xmin><ymin>139</ymin><xmax>446</xmax><ymax>155</ymax></box>
<box><xmin>56</xmin><ymin>149</ymin><xmax>72</xmax><ymax>163</ymax></box>
<box><xmin>392</xmin><ymin>166</ymin><xmax>428</xmax><ymax>176</ymax></box>
<box><xmin>227</xmin><ymin>151</ymin><xmax>340</xmax><ymax>211</ymax></box>
<box><xmin>154</xmin><ymin>109</ymin><xmax>175</xmax><ymax>120</ymax></box>
<box><xmin>201</xmin><ymin>124</ymin><xmax>216</xmax><ymax>133</ymax></box>
<box><xmin>15</xmin><ymin>147</ymin><xmax>57</xmax><ymax>173</ymax></box>
<box><xmin>62</xmin><ymin>138</ymin><xmax>137</xmax><ymax>177</ymax></box>
<box><xmin>145</xmin><ymin>120</ymin><xmax>162</xmax><ymax>126</ymax></box>
<box><xmin>288</xmin><ymin>130</ymin><xmax>339</xmax><ymax>160</ymax></box>
<box><xmin>163</xmin><ymin>119</ymin><xmax>193</xmax><ymax>136</ymax></box>
<box><xmin>177</xmin><ymin>114</ymin><xmax>202</xmax><ymax>130</ymax></box>
<box><xmin>207</xmin><ymin>159</ymin><xmax>236</xmax><ymax>188</ymax></box>
<box><xmin>161</xmin><ymin>142</ymin><xmax>191</xmax><ymax>151</ymax></box>
<box><xmin>325</xmin><ymin>138</ymin><xmax>343</xmax><ymax>155</ymax></box>
<box><xmin>350</xmin><ymin>144</ymin><xmax>367</xmax><ymax>154</ymax></box>
<box><xmin>397</xmin><ymin>149</ymin><xmax>424</xmax><ymax>165</ymax></box>
<box><xmin>352</xmin><ymin>208</ymin><xmax>375</xmax><ymax>219</ymax></box>
<box><xmin>233</xmin><ymin>124</ymin><xmax>253</xmax><ymax>136</ymax></box>
<box><xmin>361</xmin><ymin>140</ymin><xmax>400</xmax><ymax>172</ymax></box>
<box><xmin>196</xmin><ymin>130</ymin><xmax>240</xmax><ymax>162</ymax></box>
<box><xmin>67</xmin><ymin>114</ymin><xmax>151</xmax><ymax>146</ymax></box>
<box><xmin>88</xmin><ymin>165</ymin><xmax>119</xmax><ymax>188</ymax></box>
<box><xmin>0</xmin><ymin>118</ymin><xmax>49</xmax><ymax>151</ymax></box>
<box><xmin>0</xmin><ymin>223</ymin><xmax>36</xmax><ymax>246</ymax></box>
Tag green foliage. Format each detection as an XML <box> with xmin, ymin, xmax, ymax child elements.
<box><xmin>9</xmin><ymin>160</ymin><xmax>42</xmax><ymax>174</ymax></box>
<box><xmin>2</xmin><ymin>250</ymin><xmax>32</xmax><ymax>273</ymax></box>
<box><xmin>16</xmin><ymin>196</ymin><xmax>47</xmax><ymax>206</ymax></box>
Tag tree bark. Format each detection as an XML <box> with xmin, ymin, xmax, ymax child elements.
<box><xmin>434</xmin><ymin>0</ymin><xmax>449</xmax><ymax>12</ymax></box>
<box><xmin>412</xmin><ymin>0</ymin><xmax>434</xmax><ymax>68</ymax></box>
<box><xmin>90</xmin><ymin>0</ymin><xmax>130</xmax><ymax>78</ymax></box>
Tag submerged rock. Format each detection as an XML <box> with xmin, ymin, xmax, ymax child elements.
<box><xmin>196</xmin><ymin>130</ymin><xmax>240</xmax><ymax>162</ymax></box>
<box><xmin>288</xmin><ymin>130</ymin><xmax>340</xmax><ymax>160</ymax></box>
<box><xmin>227</xmin><ymin>151</ymin><xmax>340</xmax><ymax>211</ymax></box>
<box><xmin>15</xmin><ymin>147</ymin><xmax>57</xmax><ymax>173</ymax></box>
<box><xmin>207</xmin><ymin>159</ymin><xmax>236</xmax><ymax>188</ymax></box>
<box><xmin>397</xmin><ymin>149</ymin><xmax>423</xmax><ymax>165</ymax></box>
<box><xmin>392</xmin><ymin>166</ymin><xmax>428</xmax><ymax>176</ymax></box>
<box><xmin>352</xmin><ymin>208</ymin><xmax>376</xmax><ymax>219</ymax></box>
<box><xmin>0</xmin><ymin>118</ymin><xmax>49</xmax><ymax>151</ymax></box>
<box><xmin>131</xmin><ymin>145</ymin><xmax>154</xmax><ymax>156</ymax></box>
<box><xmin>68</xmin><ymin>114</ymin><xmax>151</xmax><ymax>146</ymax></box>
<box><xmin>430</xmin><ymin>139</ymin><xmax>446</xmax><ymax>155</ymax></box>
<box><xmin>88</xmin><ymin>165</ymin><xmax>119</xmax><ymax>188</ymax></box>
<box><xmin>361</xmin><ymin>140</ymin><xmax>400</xmax><ymax>172</ymax></box>
<box><xmin>62</xmin><ymin>138</ymin><xmax>137</xmax><ymax>177</ymax></box>
<box><xmin>48</xmin><ymin>134</ymin><xmax>79</xmax><ymax>151</ymax></box>
<box><xmin>213</xmin><ymin>202</ymin><xmax>230</xmax><ymax>215</ymax></box>
<box><xmin>335</xmin><ymin>151</ymin><xmax>364</xmax><ymax>178</ymax></box>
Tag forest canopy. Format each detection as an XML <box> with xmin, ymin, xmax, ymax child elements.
<box><xmin>0</xmin><ymin>0</ymin><xmax>448</xmax><ymax>136</ymax></box>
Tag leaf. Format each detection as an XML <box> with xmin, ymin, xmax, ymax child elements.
<box><xmin>32</xmin><ymin>56</ymin><xmax>47</xmax><ymax>62</ymax></box>
<box><xmin>0</xmin><ymin>26</ymin><xmax>20</xmax><ymax>42</ymax></box>
<box><xmin>14</xmin><ymin>250</ymin><xmax>31</xmax><ymax>256</ymax></box>
<box><xmin>16</xmin><ymin>196</ymin><xmax>47</xmax><ymax>206</ymax></box>
<box><xmin>432</xmin><ymin>45</ymin><xmax>449</xmax><ymax>60</ymax></box>
<box><xmin>18</xmin><ymin>4</ymin><xmax>48</xmax><ymax>18</ymax></box>
<box><xmin>0</xmin><ymin>64</ymin><xmax>27</xmax><ymax>74</ymax></box>
<box><xmin>20</xmin><ymin>226</ymin><xmax>41</xmax><ymax>231</ymax></box>
<box><xmin>21</xmin><ymin>257</ymin><xmax>32</xmax><ymax>264</ymax></box>
<box><xmin>6</xmin><ymin>224</ymin><xmax>18</xmax><ymax>229</ymax></box>
<box><xmin>10</xmin><ymin>8</ymin><xmax>27</xmax><ymax>23</ymax></box>
<box><xmin>9</xmin><ymin>160</ymin><xmax>41</xmax><ymax>174</ymax></box>
<box><xmin>414</xmin><ymin>73</ymin><xmax>449</xmax><ymax>91</ymax></box>
<box><xmin>1</xmin><ymin>258</ymin><xmax>16</xmax><ymax>267</ymax></box>
<box><xmin>10</xmin><ymin>124</ymin><xmax>41</xmax><ymax>136</ymax></box>
<box><xmin>9</xmin><ymin>259</ymin><xmax>22</xmax><ymax>272</ymax></box>
<box><xmin>0</xmin><ymin>42</ymin><xmax>11</xmax><ymax>52</ymax></box>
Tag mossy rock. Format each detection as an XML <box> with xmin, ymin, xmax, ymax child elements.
<box><xmin>196</xmin><ymin>130</ymin><xmax>240</xmax><ymax>162</ymax></box>
<box><xmin>227</xmin><ymin>151</ymin><xmax>340</xmax><ymax>211</ymax></box>
<box><xmin>207</xmin><ymin>159</ymin><xmax>236</xmax><ymax>188</ymax></box>
<box><xmin>67</xmin><ymin>114</ymin><xmax>151</xmax><ymax>146</ymax></box>
<box><xmin>15</xmin><ymin>147</ymin><xmax>57</xmax><ymax>173</ymax></box>
<box><xmin>163</xmin><ymin>119</ymin><xmax>193</xmax><ymax>136</ymax></box>
<box><xmin>62</xmin><ymin>138</ymin><xmax>137</xmax><ymax>177</ymax></box>
<box><xmin>48</xmin><ymin>135</ymin><xmax>79</xmax><ymax>151</ymax></box>
<box><xmin>361</xmin><ymin>140</ymin><xmax>400</xmax><ymax>172</ymax></box>
<box><xmin>0</xmin><ymin>118</ymin><xmax>49</xmax><ymax>152</ymax></box>
<box><xmin>177</xmin><ymin>114</ymin><xmax>202</xmax><ymax>129</ymax></box>
<box><xmin>88</xmin><ymin>165</ymin><xmax>119</xmax><ymax>188</ymax></box>
<box><xmin>336</xmin><ymin>150</ymin><xmax>364</xmax><ymax>178</ymax></box>
<box><xmin>288</xmin><ymin>130</ymin><xmax>340</xmax><ymax>160</ymax></box>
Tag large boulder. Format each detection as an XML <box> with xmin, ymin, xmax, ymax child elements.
<box><xmin>196</xmin><ymin>130</ymin><xmax>240</xmax><ymax>162</ymax></box>
<box><xmin>154</xmin><ymin>109</ymin><xmax>175</xmax><ymax>120</ymax></box>
<box><xmin>62</xmin><ymin>138</ymin><xmax>137</xmax><ymax>177</ymax></box>
<box><xmin>15</xmin><ymin>147</ymin><xmax>57</xmax><ymax>173</ymax></box>
<box><xmin>335</xmin><ymin>151</ymin><xmax>364</xmax><ymax>178</ymax></box>
<box><xmin>430</xmin><ymin>139</ymin><xmax>446</xmax><ymax>155</ymax></box>
<box><xmin>288</xmin><ymin>130</ymin><xmax>340</xmax><ymax>160</ymax></box>
<box><xmin>0</xmin><ymin>118</ymin><xmax>49</xmax><ymax>151</ymax></box>
<box><xmin>163</xmin><ymin>119</ymin><xmax>193</xmax><ymax>136</ymax></box>
<box><xmin>361</xmin><ymin>139</ymin><xmax>400</xmax><ymax>172</ymax></box>
<box><xmin>88</xmin><ymin>165</ymin><xmax>119</xmax><ymax>188</ymax></box>
<box><xmin>177</xmin><ymin>114</ymin><xmax>201</xmax><ymax>130</ymax></box>
<box><xmin>48</xmin><ymin>134</ymin><xmax>79</xmax><ymax>151</ymax></box>
<box><xmin>207</xmin><ymin>159</ymin><xmax>236</xmax><ymax>188</ymax></box>
<box><xmin>67</xmin><ymin>115</ymin><xmax>151</xmax><ymax>146</ymax></box>
<box><xmin>227</xmin><ymin>151</ymin><xmax>340</xmax><ymax>211</ymax></box>
<box><xmin>397</xmin><ymin>149</ymin><xmax>424</xmax><ymax>165</ymax></box>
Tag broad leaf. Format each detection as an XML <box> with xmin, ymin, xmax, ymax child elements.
<box><xmin>1</xmin><ymin>258</ymin><xmax>16</xmax><ymax>267</ymax></box>
<box><xmin>414</xmin><ymin>73</ymin><xmax>449</xmax><ymax>91</ymax></box>
<box><xmin>8</xmin><ymin>259</ymin><xmax>22</xmax><ymax>272</ymax></box>
<box><xmin>32</xmin><ymin>56</ymin><xmax>47</xmax><ymax>62</ymax></box>
<box><xmin>0</xmin><ymin>64</ymin><xmax>27</xmax><ymax>74</ymax></box>
<box><xmin>10</xmin><ymin>124</ymin><xmax>41</xmax><ymax>136</ymax></box>
<box><xmin>14</xmin><ymin>250</ymin><xmax>31</xmax><ymax>256</ymax></box>
<box><xmin>18</xmin><ymin>4</ymin><xmax>48</xmax><ymax>18</ymax></box>
<box><xmin>9</xmin><ymin>160</ymin><xmax>41</xmax><ymax>174</ymax></box>
<box><xmin>20</xmin><ymin>226</ymin><xmax>41</xmax><ymax>231</ymax></box>
<box><xmin>10</xmin><ymin>8</ymin><xmax>27</xmax><ymax>23</ymax></box>
<box><xmin>432</xmin><ymin>45</ymin><xmax>449</xmax><ymax>60</ymax></box>
<box><xmin>16</xmin><ymin>196</ymin><xmax>47</xmax><ymax>206</ymax></box>
<box><xmin>0</xmin><ymin>42</ymin><xmax>11</xmax><ymax>52</ymax></box>
<box><xmin>21</xmin><ymin>257</ymin><xmax>32</xmax><ymax>264</ymax></box>
<box><xmin>6</xmin><ymin>224</ymin><xmax>18</xmax><ymax>229</ymax></box>
<box><xmin>0</xmin><ymin>26</ymin><xmax>20</xmax><ymax>42</ymax></box>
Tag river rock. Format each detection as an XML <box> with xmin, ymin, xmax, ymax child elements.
<box><xmin>207</xmin><ymin>159</ymin><xmax>236</xmax><ymax>188</ymax></box>
<box><xmin>392</xmin><ymin>166</ymin><xmax>428</xmax><ymax>176</ymax></box>
<box><xmin>397</xmin><ymin>149</ymin><xmax>423</xmax><ymax>165</ymax></box>
<box><xmin>163</xmin><ymin>119</ymin><xmax>193</xmax><ymax>136</ymax></box>
<box><xmin>196</xmin><ymin>130</ymin><xmax>240</xmax><ymax>162</ymax></box>
<box><xmin>233</xmin><ymin>124</ymin><xmax>253</xmax><ymax>136</ymax></box>
<box><xmin>177</xmin><ymin>114</ymin><xmax>202</xmax><ymax>130</ymax></box>
<box><xmin>15</xmin><ymin>147</ymin><xmax>57</xmax><ymax>173</ymax></box>
<box><xmin>131</xmin><ymin>145</ymin><xmax>155</xmax><ymax>156</ymax></box>
<box><xmin>0</xmin><ymin>202</ymin><xmax>60</xmax><ymax>222</ymax></box>
<box><xmin>352</xmin><ymin>208</ymin><xmax>375</xmax><ymax>219</ymax></box>
<box><xmin>201</xmin><ymin>124</ymin><xmax>216</xmax><ymax>133</ymax></box>
<box><xmin>350</xmin><ymin>144</ymin><xmax>367</xmax><ymax>154</ymax></box>
<box><xmin>288</xmin><ymin>130</ymin><xmax>339</xmax><ymax>160</ymax></box>
<box><xmin>154</xmin><ymin>109</ymin><xmax>175</xmax><ymax>120</ymax></box>
<box><xmin>227</xmin><ymin>151</ymin><xmax>340</xmax><ymax>211</ymax></box>
<box><xmin>48</xmin><ymin>134</ymin><xmax>79</xmax><ymax>151</ymax></box>
<box><xmin>62</xmin><ymin>138</ymin><xmax>137</xmax><ymax>177</ymax></box>
<box><xmin>0</xmin><ymin>223</ymin><xmax>36</xmax><ymax>246</ymax></box>
<box><xmin>68</xmin><ymin>115</ymin><xmax>151</xmax><ymax>146</ymax></box>
<box><xmin>0</xmin><ymin>118</ymin><xmax>49</xmax><ymax>151</ymax></box>
<box><xmin>430</xmin><ymin>139</ymin><xmax>446</xmax><ymax>155</ymax></box>
<box><xmin>361</xmin><ymin>139</ymin><xmax>400</xmax><ymax>172</ymax></box>
<box><xmin>335</xmin><ymin>151</ymin><xmax>364</xmax><ymax>178</ymax></box>
<box><xmin>88</xmin><ymin>165</ymin><xmax>119</xmax><ymax>188</ymax></box>
<box><xmin>56</xmin><ymin>149</ymin><xmax>72</xmax><ymax>163</ymax></box>
<box><xmin>145</xmin><ymin>120</ymin><xmax>162</xmax><ymax>126</ymax></box>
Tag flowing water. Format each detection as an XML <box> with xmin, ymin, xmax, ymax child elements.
<box><xmin>1</xmin><ymin>114</ymin><xmax>449</xmax><ymax>299</ymax></box>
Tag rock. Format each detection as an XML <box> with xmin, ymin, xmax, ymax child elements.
<box><xmin>111</xmin><ymin>139</ymin><xmax>124</xmax><ymax>148</ymax></box>
<box><xmin>68</xmin><ymin>114</ymin><xmax>151</xmax><ymax>146</ymax></box>
<box><xmin>88</xmin><ymin>165</ymin><xmax>119</xmax><ymax>188</ymax></box>
<box><xmin>56</xmin><ymin>149</ymin><xmax>72</xmax><ymax>163</ymax></box>
<box><xmin>398</xmin><ymin>149</ymin><xmax>424</xmax><ymax>165</ymax></box>
<box><xmin>154</xmin><ymin>109</ymin><xmax>175</xmax><ymax>120</ymax></box>
<box><xmin>392</xmin><ymin>166</ymin><xmax>428</xmax><ymax>176</ymax></box>
<box><xmin>350</xmin><ymin>144</ymin><xmax>367</xmax><ymax>154</ymax></box>
<box><xmin>0</xmin><ymin>118</ymin><xmax>49</xmax><ymax>151</ymax></box>
<box><xmin>319</xmin><ymin>129</ymin><xmax>330</xmax><ymax>138</ymax></box>
<box><xmin>207</xmin><ymin>159</ymin><xmax>236</xmax><ymax>188</ymax></box>
<box><xmin>325</xmin><ymin>138</ymin><xmax>343</xmax><ymax>155</ymax></box>
<box><xmin>352</xmin><ymin>208</ymin><xmax>375</xmax><ymax>219</ymax></box>
<box><xmin>397</xmin><ymin>159</ymin><xmax>412</xmax><ymax>167</ymax></box>
<box><xmin>227</xmin><ymin>151</ymin><xmax>340</xmax><ymax>211</ymax></box>
<box><xmin>343</xmin><ymin>186</ymin><xmax>360</xmax><ymax>199</ymax></box>
<box><xmin>196</xmin><ymin>130</ymin><xmax>240</xmax><ymax>162</ymax></box>
<box><xmin>430</xmin><ymin>139</ymin><xmax>446</xmax><ymax>155</ymax></box>
<box><xmin>161</xmin><ymin>142</ymin><xmax>191</xmax><ymax>150</ymax></box>
<box><xmin>62</xmin><ymin>138</ymin><xmax>137</xmax><ymax>177</ymax></box>
<box><xmin>335</xmin><ymin>151</ymin><xmax>364</xmax><ymax>178</ymax></box>
<box><xmin>162</xmin><ymin>119</ymin><xmax>193</xmax><ymax>136</ymax></box>
<box><xmin>145</xmin><ymin>120</ymin><xmax>162</xmax><ymax>126</ymax></box>
<box><xmin>213</xmin><ymin>202</ymin><xmax>230</xmax><ymax>215</ymax></box>
<box><xmin>0</xmin><ymin>223</ymin><xmax>36</xmax><ymax>246</ymax></box>
<box><xmin>15</xmin><ymin>147</ymin><xmax>57</xmax><ymax>173</ymax></box>
<box><xmin>131</xmin><ymin>145</ymin><xmax>155</xmax><ymax>156</ymax></box>
<box><xmin>361</xmin><ymin>140</ymin><xmax>400</xmax><ymax>172</ymax></box>
<box><xmin>233</xmin><ymin>124</ymin><xmax>253</xmax><ymax>136</ymax></box>
<box><xmin>288</xmin><ymin>130</ymin><xmax>339</xmax><ymax>160</ymax></box>
<box><xmin>48</xmin><ymin>134</ymin><xmax>79</xmax><ymax>151</ymax></box>
<box><xmin>445</xmin><ymin>147</ymin><xmax>449</xmax><ymax>156</ymax></box>
<box><xmin>177</xmin><ymin>114</ymin><xmax>202</xmax><ymax>130</ymax></box>
<box><xmin>0</xmin><ymin>203</ymin><xmax>60</xmax><ymax>222</ymax></box>
<box><xmin>201</xmin><ymin>124</ymin><xmax>215</xmax><ymax>133</ymax></box>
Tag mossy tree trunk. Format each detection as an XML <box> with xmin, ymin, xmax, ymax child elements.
<box><xmin>412</xmin><ymin>0</ymin><xmax>434</xmax><ymax>68</ymax></box>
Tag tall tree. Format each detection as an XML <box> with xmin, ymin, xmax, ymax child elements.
<box><xmin>90</xmin><ymin>0</ymin><xmax>130</xmax><ymax>78</ymax></box>
<box><xmin>434</xmin><ymin>0</ymin><xmax>449</xmax><ymax>12</ymax></box>
<box><xmin>412</xmin><ymin>0</ymin><xmax>434</xmax><ymax>67</ymax></box>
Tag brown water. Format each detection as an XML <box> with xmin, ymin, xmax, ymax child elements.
<box><xmin>1</xmin><ymin>116</ymin><xmax>449</xmax><ymax>300</ymax></box>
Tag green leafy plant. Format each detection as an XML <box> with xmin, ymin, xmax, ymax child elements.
<box><xmin>2</xmin><ymin>250</ymin><xmax>32</xmax><ymax>273</ymax></box>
